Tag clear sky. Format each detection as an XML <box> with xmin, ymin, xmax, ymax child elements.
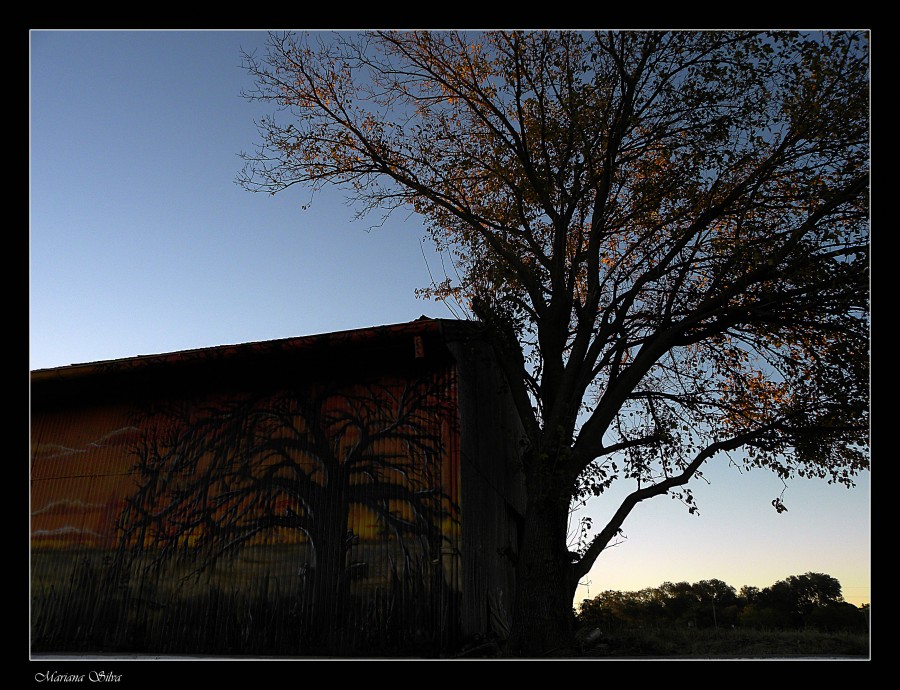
<box><xmin>29</xmin><ymin>30</ymin><xmax>870</xmax><ymax>606</ymax></box>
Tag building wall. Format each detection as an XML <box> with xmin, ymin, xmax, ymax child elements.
<box><xmin>32</xmin><ymin>337</ymin><xmax>466</xmax><ymax>655</ymax></box>
<box><xmin>31</xmin><ymin>321</ymin><xmax>525</xmax><ymax>656</ymax></box>
<box><xmin>447</xmin><ymin>333</ymin><xmax>526</xmax><ymax>642</ymax></box>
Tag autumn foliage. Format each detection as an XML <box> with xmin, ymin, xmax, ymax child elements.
<box><xmin>239</xmin><ymin>31</ymin><xmax>868</xmax><ymax>655</ymax></box>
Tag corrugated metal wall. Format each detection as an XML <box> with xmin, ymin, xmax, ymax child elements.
<box><xmin>31</xmin><ymin>360</ymin><xmax>463</xmax><ymax>656</ymax></box>
<box><xmin>448</xmin><ymin>336</ymin><xmax>526</xmax><ymax>644</ymax></box>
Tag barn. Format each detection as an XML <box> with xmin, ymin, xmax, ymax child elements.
<box><xmin>30</xmin><ymin>317</ymin><xmax>525</xmax><ymax>657</ymax></box>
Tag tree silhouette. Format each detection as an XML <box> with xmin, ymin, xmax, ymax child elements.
<box><xmin>577</xmin><ymin>573</ymin><xmax>862</xmax><ymax>633</ymax></box>
<box><xmin>118</xmin><ymin>375</ymin><xmax>458</xmax><ymax>643</ymax></box>
<box><xmin>752</xmin><ymin>572</ymin><xmax>845</xmax><ymax>627</ymax></box>
<box><xmin>239</xmin><ymin>30</ymin><xmax>868</xmax><ymax>654</ymax></box>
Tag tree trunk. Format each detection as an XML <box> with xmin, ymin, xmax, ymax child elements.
<box><xmin>304</xmin><ymin>473</ymin><xmax>351</xmax><ymax>649</ymax></box>
<box><xmin>506</xmin><ymin>489</ymin><xmax>579</xmax><ymax>657</ymax></box>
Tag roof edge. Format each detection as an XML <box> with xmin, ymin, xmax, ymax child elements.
<box><xmin>31</xmin><ymin>317</ymin><xmax>481</xmax><ymax>384</ymax></box>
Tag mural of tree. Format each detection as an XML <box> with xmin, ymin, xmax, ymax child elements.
<box><xmin>117</xmin><ymin>374</ymin><xmax>459</xmax><ymax>645</ymax></box>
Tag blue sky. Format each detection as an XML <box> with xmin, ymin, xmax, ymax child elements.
<box><xmin>29</xmin><ymin>30</ymin><xmax>870</xmax><ymax>606</ymax></box>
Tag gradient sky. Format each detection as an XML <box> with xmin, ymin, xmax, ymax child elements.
<box><xmin>29</xmin><ymin>30</ymin><xmax>870</xmax><ymax>606</ymax></box>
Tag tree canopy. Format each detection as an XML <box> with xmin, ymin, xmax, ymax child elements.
<box><xmin>239</xmin><ymin>30</ymin><xmax>869</xmax><ymax>655</ymax></box>
<box><xmin>577</xmin><ymin>572</ymin><xmax>866</xmax><ymax>633</ymax></box>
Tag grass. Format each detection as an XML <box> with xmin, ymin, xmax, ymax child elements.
<box><xmin>578</xmin><ymin>626</ymin><xmax>870</xmax><ymax>658</ymax></box>
<box><xmin>32</xmin><ymin>550</ymin><xmax>869</xmax><ymax>659</ymax></box>
<box><xmin>31</xmin><ymin>546</ymin><xmax>457</xmax><ymax>657</ymax></box>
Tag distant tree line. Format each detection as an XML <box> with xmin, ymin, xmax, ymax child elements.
<box><xmin>577</xmin><ymin>572</ymin><xmax>868</xmax><ymax>633</ymax></box>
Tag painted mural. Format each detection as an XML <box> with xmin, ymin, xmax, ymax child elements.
<box><xmin>31</xmin><ymin>367</ymin><xmax>462</xmax><ymax>655</ymax></box>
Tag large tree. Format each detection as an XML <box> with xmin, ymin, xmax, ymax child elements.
<box><xmin>238</xmin><ymin>30</ymin><xmax>869</xmax><ymax>655</ymax></box>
